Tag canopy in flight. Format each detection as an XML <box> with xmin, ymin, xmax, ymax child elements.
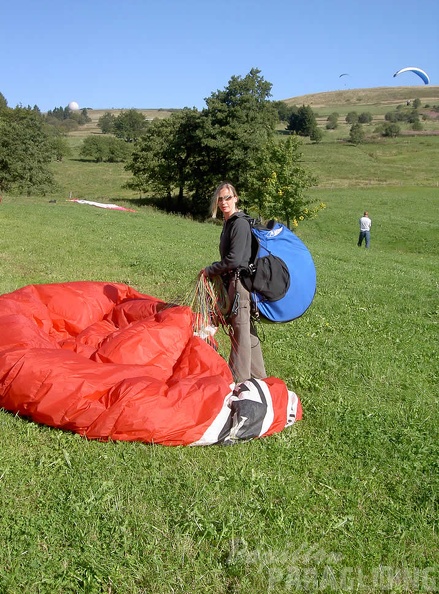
<box><xmin>393</xmin><ymin>67</ymin><xmax>430</xmax><ymax>85</ymax></box>
<box><xmin>0</xmin><ymin>282</ymin><xmax>301</xmax><ymax>445</ymax></box>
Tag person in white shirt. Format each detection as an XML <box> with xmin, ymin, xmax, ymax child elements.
<box><xmin>358</xmin><ymin>211</ymin><xmax>372</xmax><ymax>248</ymax></box>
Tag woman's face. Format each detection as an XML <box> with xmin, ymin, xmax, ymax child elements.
<box><xmin>217</xmin><ymin>187</ymin><xmax>238</xmax><ymax>220</ymax></box>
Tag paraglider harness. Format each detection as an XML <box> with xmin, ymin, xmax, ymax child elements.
<box><xmin>238</xmin><ymin>218</ymin><xmax>290</xmax><ymax>305</ymax></box>
<box><xmin>213</xmin><ymin>216</ymin><xmax>316</xmax><ymax>329</ymax></box>
<box><xmin>224</xmin><ymin>218</ymin><xmax>291</xmax><ymax>327</ymax></box>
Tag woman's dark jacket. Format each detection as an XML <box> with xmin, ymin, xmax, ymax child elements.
<box><xmin>205</xmin><ymin>211</ymin><xmax>252</xmax><ymax>278</ymax></box>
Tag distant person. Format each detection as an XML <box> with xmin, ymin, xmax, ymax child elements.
<box><xmin>358</xmin><ymin>211</ymin><xmax>372</xmax><ymax>248</ymax></box>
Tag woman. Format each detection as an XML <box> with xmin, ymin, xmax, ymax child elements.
<box><xmin>201</xmin><ymin>182</ymin><xmax>266</xmax><ymax>383</ymax></box>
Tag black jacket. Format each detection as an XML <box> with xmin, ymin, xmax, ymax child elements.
<box><xmin>205</xmin><ymin>211</ymin><xmax>252</xmax><ymax>278</ymax></box>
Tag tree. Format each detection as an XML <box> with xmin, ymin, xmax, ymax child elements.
<box><xmin>382</xmin><ymin>123</ymin><xmax>401</xmax><ymax>138</ymax></box>
<box><xmin>80</xmin><ymin>136</ymin><xmax>132</xmax><ymax>163</ymax></box>
<box><xmin>310</xmin><ymin>126</ymin><xmax>323</xmax><ymax>143</ymax></box>
<box><xmin>407</xmin><ymin>109</ymin><xmax>420</xmax><ymax>124</ymax></box>
<box><xmin>272</xmin><ymin>101</ymin><xmax>296</xmax><ymax>123</ymax></box>
<box><xmin>124</xmin><ymin>68</ymin><xmax>326</xmax><ymax>223</ymax></box>
<box><xmin>0</xmin><ymin>92</ymin><xmax>8</xmax><ymax>110</ymax></box>
<box><xmin>287</xmin><ymin>105</ymin><xmax>318</xmax><ymax>136</ymax></box>
<box><xmin>98</xmin><ymin>112</ymin><xmax>116</xmax><ymax>134</ymax></box>
<box><xmin>251</xmin><ymin>136</ymin><xmax>321</xmax><ymax>229</ymax></box>
<box><xmin>385</xmin><ymin>111</ymin><xmax>398</xmax><ymax>123</ymax></box>
<box><xmin>126</xmin><ymin>108</ymin><xmax>205</xmax><ymax>209</ymax></box>
<box><xmin>358</xmin><ymin>112</ymin><xmax>373</xmax><ymax>124</ymax></box>
<box><xmin>126</xmin><ymin>118</ymin><xmax>174</xmax><ymax>197</ymax></box>
<box><xmin>0</xmin><ymin>107</ymin><xmax>57</xmax><ymax>194</ymax></box>
<box><xmin>49</xmin><ymin>133</ymin><xmax>72</xmax><ymax>162</ymax></box>
<box><xmin>348</xmin><ymin>123</ymin><xmax>365</xmax><ymax>144</ymax></box>
<box><xmin>346</xmin><ymin>111</ymin><xmax>359</xmax><ymax>124</ymax></box>
<box><xmin>45</xmin><ymin>106</ymin><xmax>90</xmax><ymax>125</ymax></box>
<box><xmin>326</xmin><ymin>112</ymin><xmax>339</xmax><ymax>129</ymax></box>
<box><xmin>113</xmin><ymin>109</ymin><xmax>149</xmax><ymax>142</ymax></box>
<box><xmin>75</xmin><ymin>108</ymin><xmax>92</xmax><ymax>126</ymax></box>
<box><xmin>199</xmin><ymin>68</ymin><xmax>278</xmax><ymax>203</ymax></box>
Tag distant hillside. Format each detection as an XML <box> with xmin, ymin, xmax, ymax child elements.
<box><xmin>283</xmin><ymin>86</ymin><xmax>439</xmax><ymax>108</ymax></box>
<box><xmin>69</xmin><ymin>87</ymin><xmax>439</xmax><ymax>137</ymax></box>
<box><xmin>68</xmin><ymin>108</ymin><xmax>178</xmax><ymax>137</ymax></box>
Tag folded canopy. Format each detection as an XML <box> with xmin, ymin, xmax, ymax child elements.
<box><xmin>0</xmin><ymin>282</ymin><xmax>301</xmax><ymax>445</ymax></box>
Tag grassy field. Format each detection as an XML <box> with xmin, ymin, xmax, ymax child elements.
<box><xmin>0</xmin><ymin>102</ymin><xmax>438</xmax><ymax>592</ymax></box>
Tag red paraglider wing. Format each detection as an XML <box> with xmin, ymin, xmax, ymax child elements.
<box><xmin>0</xmin><ymin>282</ymin><xmax>301</xmax><ymax>445</ymax></box>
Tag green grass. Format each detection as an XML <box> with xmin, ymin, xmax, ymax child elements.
<box><xmin>0</xmin><ymin>133</ymin><xmax>438</xmax><ymax>592</ymax></box>
<box><xmin>302</xmin><ymin>136</ymin><xmax>439</xmax><ymax>187</ymax></box>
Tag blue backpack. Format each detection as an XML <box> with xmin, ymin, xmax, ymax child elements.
<box><xmin>240</xmin><ymin>219</ymin><xmax>316</xmax><ymax>323</ymax></box>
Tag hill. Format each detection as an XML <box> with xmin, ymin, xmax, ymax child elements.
<box><xmin>69</xmin><ymin>86</ymin><xmax>439</xmax><ymax>137</ymax></box>
<box><xmin>282</xmin><ymin>85</ymin><xmax>439</xmax><ymax>108</ymax></box>
<box><xmin>282</xmin><ymin>86</ymin><xmax>439</xmax><ymax>135</ymax></box>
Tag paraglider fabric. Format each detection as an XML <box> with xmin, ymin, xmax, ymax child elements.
<box><xmin>0</xmin><ymin>282</ymin><xmax>301</xmax><ymax>446</ymax></box>
<box><xmin>68</xmin><ymin>199</ymin><xmax>136</xmax><ymax>212</ymax></box>
<box><xmin>393</xmin><ymin>67</ymin><xmax>430</xmax><ymax>85</ymax></box>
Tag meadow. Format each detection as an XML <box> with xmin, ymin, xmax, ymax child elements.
<box><xmin>0</xmin><ymin>113</ymin><xmax>438</xmax><ymax>592</ymax></box>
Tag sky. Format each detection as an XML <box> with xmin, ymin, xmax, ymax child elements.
<box><xmin>2</xmin><ymin>0</ymin><xmax>438</xmax><ymax>112</ymax></box>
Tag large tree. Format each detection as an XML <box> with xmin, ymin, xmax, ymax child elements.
<box><xmin>125</xmin><ymin>69</ymin><xmax>318</xmax><ymax>221</ymax></box>
<box><xmin>126</xmin><ymin>70</ymin><xmax>278</xmax><ymax>214</ymax></box>
<box><xmin>126</xmin><ymin>108</ymin><xmax>206</xmax><ymax>210</ymax></box>
<box><xmin>200</xmin><ymin>68</ymin><xmax>278</xmax><ymax>200</ymax></box>
<box><xmin>0</xmin><ymin>107</ymin><xmax>58</xmax><ymax>195</ymax></box>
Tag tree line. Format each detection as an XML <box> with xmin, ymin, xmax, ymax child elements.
<box><xmin>0</xmin><ymin>92</ymin><xmax>94</xmax><ymax>195</ymax></box>
<box><xmin>0</xmin><ymin>95</ymin><xmax>72</xmax><ymax>195</ymax></box>
<box><xmin>0</xmin><ymin>71</ymin><xmax>325</xmax><ymax>227</ymax></box>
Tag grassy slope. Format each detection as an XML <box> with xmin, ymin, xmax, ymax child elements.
<box><xmin>283</xmin><ymin>85</ymin><xmax>439</xmax><ymax>109</ymax></box>
<box><xmin>0</xmin><ymin>89</ymin><xmax>438</xmax><ymax>593</ymax></box>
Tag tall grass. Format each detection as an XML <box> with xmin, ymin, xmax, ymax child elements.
<box><xmin>0</xmin><ymin>139</ymin><xmax>438</xmax><ymax>592</ymax></box>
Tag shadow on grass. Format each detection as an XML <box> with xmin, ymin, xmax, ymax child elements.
<box><xmin>113</xmin><ymin>194</ymin><xmax>210</xmax><ymax>221</ymax></box>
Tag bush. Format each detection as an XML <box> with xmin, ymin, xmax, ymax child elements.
<box><xmin>382</xmin><ymin>123</ymin><xmax>401</xmax><ymax>138</ymax></box>
<box><xmin>346</xmin><ymin>111</ymin><xmax>359</xmax><ymax>124</ymax></box>
<box><xmin>80</xmin><ymin>136</ymin><xmax>133</xmax><ymax>162</ymax></box>
<box><xmin>349</xmin><ymin>123</ymin><xmax>365</xmax><ymax>144</ymax></box>
<box><xmin>326</xmin><ymin>113</ymin><xmax>339</xmax><ymax>130</ymax></box>
<box><xmin>358</xmin><ymin>112</ymin><xmax>373</xmax><ymax>124</ymax></box>
<box><xmin>310</xmin><ymin>126</ymin><xmax>323</xmax><ymax>143</ymax></box>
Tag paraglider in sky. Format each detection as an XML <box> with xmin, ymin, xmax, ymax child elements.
<box><xmin>393</xmin><ymin>67</ymin><xmax>430</xmax><ymax>85</ymax></box>
<box><xmin>339</xmin><ymin>73</ymin><xmax>349</xmax><ymax>78</ymax></box>
<box><xmin>68</xmin><ymin>101</ymin><xmax>80</xmax><ymax>110</ymax></box>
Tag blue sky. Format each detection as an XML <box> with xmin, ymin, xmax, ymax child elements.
<box><xmin>2</xmin><ymin>0</ymin><xmax>438</xmax><ymax>112</ymax></box>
